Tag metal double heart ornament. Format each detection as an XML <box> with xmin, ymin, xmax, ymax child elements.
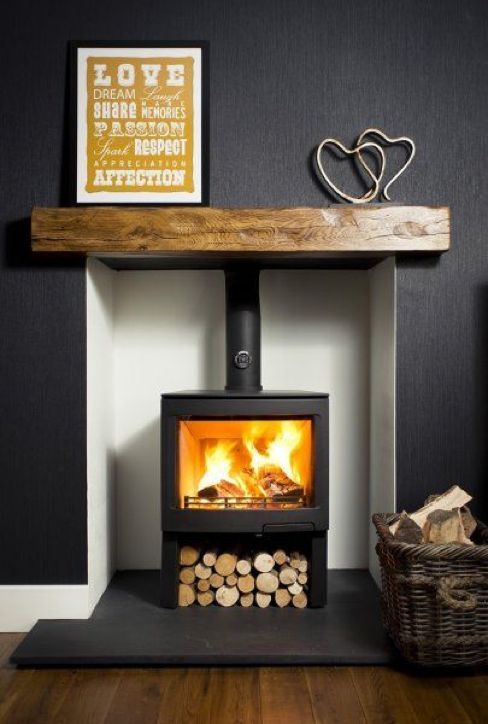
<box><xmin>315</xmin><ymin>128</ymin><xmax>416</xmax><ymax>204</ymax></box>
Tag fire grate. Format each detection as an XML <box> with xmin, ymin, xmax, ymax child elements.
<box><xmin>184</xmin><ymin>495</ymin><xmax>307</xmax><ymax>510</ymax></box>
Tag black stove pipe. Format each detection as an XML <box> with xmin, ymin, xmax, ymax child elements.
<box><xmin>225</xmin><ymin>269</ymin><xmax>262</xmax><ymax>391</ymax></box>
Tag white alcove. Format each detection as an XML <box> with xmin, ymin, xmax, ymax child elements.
<box><xmin>86</xmin><ymin>260</ymin><xmax>396</xmax><ymax>612</ymax></box>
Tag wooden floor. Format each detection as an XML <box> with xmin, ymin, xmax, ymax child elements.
<box><xmin>0</xmin><ymin>634</ymin><xmax>487</xmax><ymax>723</ymax></box>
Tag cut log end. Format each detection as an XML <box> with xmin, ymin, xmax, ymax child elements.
<box><xmin>292</xmin><ymin>591</ymin><xmax>308</xmax><ymax>608</ymax></box>
<box><xmin>275</xmin><ymin>588</ymin><xmax>292</xmax><ymax>608</ymax></box>
<box><xmin>273</xmin><ymin>549</ymin><xmax>288</xmax><ymax>566</ymax></box>
<box><xmin>240</xmin><ymin>592</ymin><xmax>254</xmax><ymax>607</ymax></box>
<box><xmin>179</xmin><ymin>546</ymin><xmax>200</xmax><ymax>566</ymax></box>
<box><xmin>209</xmin><ymin>573</ymin><xmax>225</xmax><ymax>589</ymax></box>
<box><xmin>202</xmin><ymin>549</ymin><xmax>218</xmax><ymax>567</ymax></box>
<box><xmin>253</xmin><ymin>552</ymin><xmax>274</xmax><ymax>573</ymax></box>
<box><xmin>179</xmin><ymin>566</ymin><xmax>196</xmax><ymax>585</ymax></box>
<box><xmin>279</xmin><ymin>565</ymin><xmax>297</xmax><ymax>586</ymax></box>
<box><xmin>256</xmin><ymin>571</ymin><xmax>279</xmax><ymax>594</ymax></box>
<box><xmin>178</xmin><ymin>583</ymin><xmax>195</xmax><ymax>607</ymax></box>
<box><xmin>256</xmin><ymin>592</ymin><xmax>272</xmax><ymax>608</ymax></box>
<box><xmin>216</xmin><ymin>585</ymin><xmax>240</xmax><ymax>607</ymax></box>
<box><xmin>195</xmin><ymin>562</ymin><xmax>212</xmax><ymax>579</ymax></box>
<box><xmin>215</xmin><ymin>553</ymin><xmax>238</xmax><ymax>577</ymax></box>
<box><xmin>237</xmin><ymin>574</ymin><xmax>255</xmax><ymax>594</ymax></box>
<box><xmin>236</xmin><ymin>557</ymin><xmax>252</xmax><ymax>576</ymax></box>
<box><xmin>197</xmin><ymin>590</ymin><xmax>215</xmax><ymax>607</ymax></box>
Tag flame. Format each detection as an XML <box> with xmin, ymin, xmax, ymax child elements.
<box><xmin>197</xmin><ymin>420</ymin><xmax>304</xmax><ymax>496</ymax></box>
<box><xmin>197</xmin><ymin>440</ymin><xmax>239</xmax><ymax>492</ymax></box>
<box><xmin>243</xmin><ymin>420</ymin><xmax>303</xmax><ymax>484</ymax></box>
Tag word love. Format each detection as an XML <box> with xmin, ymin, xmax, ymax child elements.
<box><xmin>94</xmin><ymin>63</ymin><xmax>185</xmax><ymax>87</ymax></box>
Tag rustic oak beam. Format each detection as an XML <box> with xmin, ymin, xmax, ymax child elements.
<box><xmin>31</xmin><ymin>205</ymin><xmax>450</xmax><ymax>258</ymax></box>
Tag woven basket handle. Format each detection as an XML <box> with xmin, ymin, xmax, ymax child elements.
<box><xmin>437</xmin><ymin>575</ymin><xmax>487</xmax><ymax>611</ymax></box>
<box><xmin>397</xmin><ymin>573</ymin><xmax>488</xmax><ymax>611</ymax></box>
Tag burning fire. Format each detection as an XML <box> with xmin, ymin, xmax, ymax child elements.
<box><xmin>197</xmin><ymin>420</ymin><xmax>305</xmax><ymax>500</ymax></box>
<box><xmin>243</xmin><ymin>421</ymin><xmax>303</xmax><ymax>485</ymax></box>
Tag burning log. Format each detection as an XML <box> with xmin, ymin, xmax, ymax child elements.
<box><xmin>258</xmin><ymin>465</ymin><xmax>303</xmax><ymax>498</ymax></box>
<box><xmin>198</xmin><ymin>480</ymin><xmax>244</xmax><ymax>499</ymax></box>
<box><xmin>240</xmin><ymin>469</ymin><xmax>266</xmax><ymax>497</ymax></box>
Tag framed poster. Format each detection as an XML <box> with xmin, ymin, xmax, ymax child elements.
<box><xmin>71</xmin><ymin>41</ymin><xmax>209</xmax><ymax>205</ymax></box>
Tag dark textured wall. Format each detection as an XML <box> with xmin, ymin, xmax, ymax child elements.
<box><xmin>1</xmin><ymin>0</ymin><xmax>486</xmax><ymax>583</ymax></box>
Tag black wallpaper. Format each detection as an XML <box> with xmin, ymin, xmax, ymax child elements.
<box><xmin>0</xmin><ymin>0</ymin><xmax>486</xmax><ymax>583</ymax></box>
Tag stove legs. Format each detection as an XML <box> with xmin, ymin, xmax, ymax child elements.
<box><xmin>309</xmin><ymin>532</ymin><xmax>328</xmax><ymax>607</ymax></box>
<box><xmin>160</xmin><ymin>532</ymin><xmax>179</xmax><ymax>608</ymax></box>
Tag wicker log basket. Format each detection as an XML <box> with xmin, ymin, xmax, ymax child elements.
<box><xmin>373</xmin><ymin>513</ymin><xmax>488</xmax><ymax>666</ymax></box>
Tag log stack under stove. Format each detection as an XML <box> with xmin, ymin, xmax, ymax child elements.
<box><xmin>178</xmin><ymin>545</ymin><xmax>309</xmax><ymax>608</ymax></box>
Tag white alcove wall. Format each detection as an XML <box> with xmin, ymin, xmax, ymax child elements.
<box><xmin>86</xmin><ymin>259</ymin><xmax>396</xmax><ymax>610</ymax></box>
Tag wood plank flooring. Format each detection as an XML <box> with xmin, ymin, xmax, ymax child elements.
<box><xmin>0</xmin><ymin>634</ymin><xmax>486</xmax><ymax>723</ymax></box>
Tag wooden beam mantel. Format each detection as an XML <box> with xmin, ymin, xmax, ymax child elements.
<box><xmin>31</xmin><ymin>205</ymin><xmax>450</xmax><ymax>270</ymax></box>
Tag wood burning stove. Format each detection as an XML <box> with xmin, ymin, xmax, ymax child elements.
<box><xmin>160</xmin><ymin>270</ymin><xmax>329</xmax><ymax>607</ymax></box>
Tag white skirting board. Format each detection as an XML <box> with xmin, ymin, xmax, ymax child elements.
<box><xmin>0</xmin><ymin>586</ymin><xmax>92</xmax><ymax>632</ymax></box>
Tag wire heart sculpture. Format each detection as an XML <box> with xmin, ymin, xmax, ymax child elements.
<box><xmin>356</xmin><ymin>128</ymin><xmax>416</xmax><ymax>201</ymax></box>
<box><xmin>315</xmin><ymin>138</ymin><xmax>386</xmax><ymax>204</ymax></box>
<box><xmin>314</xmin><ymin>129</ymin><xmax>415</xmax><ymax>203</ymax></box>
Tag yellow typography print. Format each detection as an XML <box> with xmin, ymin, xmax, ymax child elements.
<box><xmin>86</xmin><ymin>56</ymin><xmax>194</xmax><ymax>193</ymax></box>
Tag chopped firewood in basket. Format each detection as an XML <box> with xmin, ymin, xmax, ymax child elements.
<box><xmin>460</xmin><ymin>506</ymin><xmax>477</xmax><ymax>538</ymax></box>
<box><xmin>389</xmin><ymin>485</ymin><xmax>472</xmax><ymax>536</ymax></box>
<box><xmin>424</xmin><ymin>508</ymin><xmax>473</xmax><ymax>545</ymax></box>
<box><xmin>393</xmin><ymin>512</ymin><xmax>424</xmax><ymax>544</ymax></box>
<box><xmin>389</xmin><ymin>485</ymin><xmax>477</xmax><ymax>545</ymax></box>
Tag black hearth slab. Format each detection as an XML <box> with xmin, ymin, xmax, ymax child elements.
<box><xmin>11</xmin><ymin>570</ymin><xmax>395</xmax><ymax>667</ymax></box>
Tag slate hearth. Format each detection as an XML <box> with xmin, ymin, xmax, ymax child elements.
<box><xmin>12</xmin><ymin>570</ymin><xmax>394</xmax><ymax>666</ymax></box>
